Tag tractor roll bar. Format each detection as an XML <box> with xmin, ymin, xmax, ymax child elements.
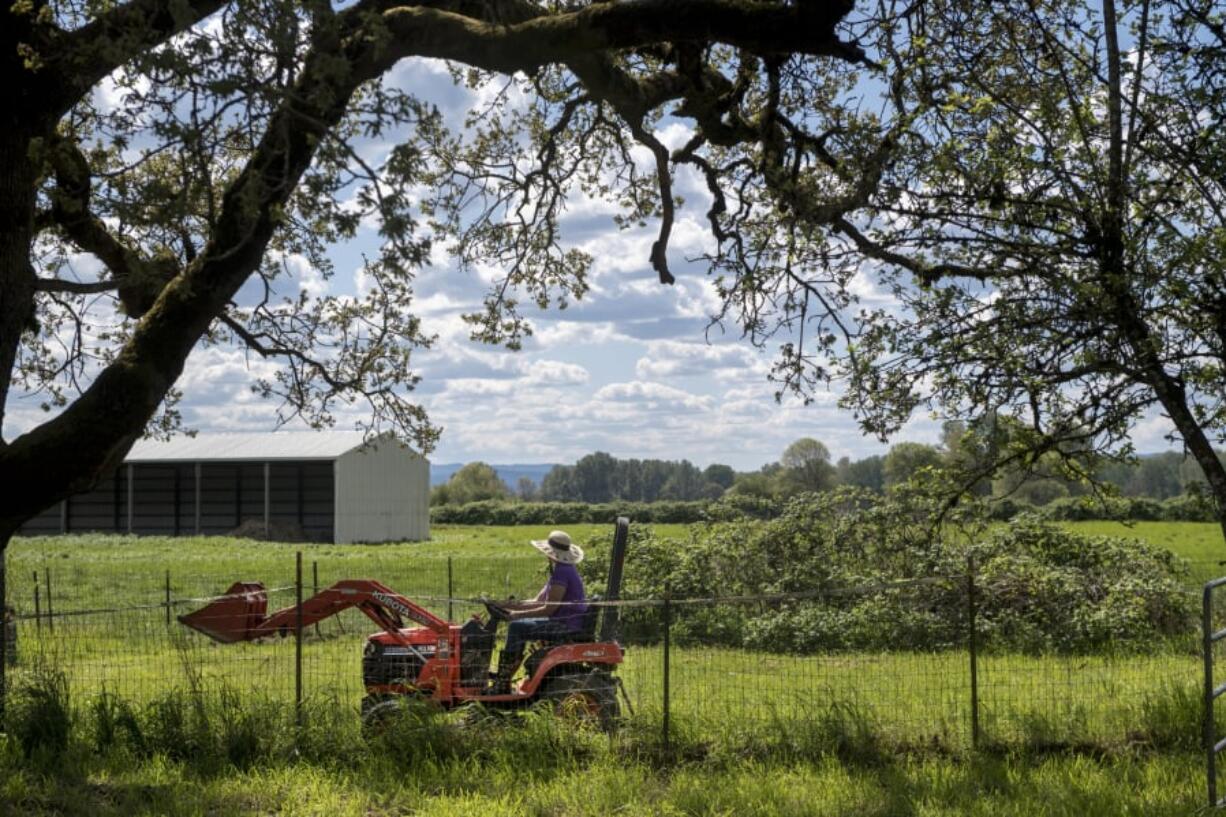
<box><xmin>598</xmin><ymin>517</ymin><xmax>629</xmax><ymax>643</ymax></box>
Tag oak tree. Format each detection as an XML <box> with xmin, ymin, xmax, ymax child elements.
<box><xmin>715</xmin><ymin>0</ymin><xmax>1226</xmax><ymax>541</ymax></box>
<box><xmin>0</xmin><ymin>0</ymin><xmax>867</xmax><ymax>544</ymax></box>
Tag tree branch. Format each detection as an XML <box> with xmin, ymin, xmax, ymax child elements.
<box><xmin>34</xmin><ymin>278</ymin><xmax>118</xmax><ymax>295</ymax></box>
<box><xmin>4</xmin><ymin>0</ymin><xmax>868</xmax><ymax>521</ymax></box>
<box><xmin>51</xmin><ymin>0</ymin><xmax>228</xmax><ymax>112</ymax></box>
<box><xmin>379</xmin><ymin>1</ymin><xmax>862</xmax><ymax>74</ymax></box>
<box><xmin>832</xmin><ymin>217</ymin><xmax>999</xmax><ymax>285</ymax></box>
<box><xmin>221</xmin><ymin>313</ymin><xmax>358</xmax><ymax>393</ymax></box>
<box><xmin>44</xmin><ymin>135</ymin><xmax>175</xmax><ymax>316</ymax></box>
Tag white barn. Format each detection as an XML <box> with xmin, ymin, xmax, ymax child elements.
<box><xmin>18</xmin><ymin>432</ymin><xmax>429</xmax><ymax>543</ymax></box>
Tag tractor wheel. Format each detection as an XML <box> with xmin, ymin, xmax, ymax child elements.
<box><xmin>542</xmin><ymin>671</ymin><xmax>620</xmax><ymax>732</ymax></box>
<box><xmin>360</xmin><ymin>694</ymin><xmax>437</xmax><ymax>740</ymax></box>
<box><xmin>360</xmin><ymin>698</ymin><xmax>408</xmax><ymax>739</ymax></box>
<box><xmin>360</xmin><ymin>693</ymin><xmax>394</xmax><ymax>719</ymax></box>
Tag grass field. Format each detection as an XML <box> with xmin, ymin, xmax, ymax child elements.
<box><xmin>0</xmin><ymin>742</ymin><xmax>1206</xmax><ymax>816</ymax></box>
<box><xmin>1</xmin><ymin>521</ymin><xmax>1220</xmax><ymax>815</ymax></box>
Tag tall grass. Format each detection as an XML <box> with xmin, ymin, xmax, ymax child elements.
<box><xmin>0</xmin><ymin>683</ymin><xmax>1206</xmax><ymax>817</ymax></box>
<box><xmin>11</xmin><ymin>672</ymin><xmax>1207</xmax><ymax>773</ymax></box>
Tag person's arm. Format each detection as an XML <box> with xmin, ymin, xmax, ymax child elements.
<box><xmin>508</xmin><ymin>583</ymin><xmax>566</xmax><ymax>620</ymax></box>
<box><xmin>500</xmin><ymin>584</ymin><xmax>550</xmax><ymax>611</ymax></box>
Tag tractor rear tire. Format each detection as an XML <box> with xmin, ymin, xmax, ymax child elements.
<box><xmin>542</xmin><ymin>671</ymin><xmax>620</xmax><ymax>733</ymax></box>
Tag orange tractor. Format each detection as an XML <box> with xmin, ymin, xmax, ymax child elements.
<box><xmin>179</xmin><ymin>519</ymin><xmax>631</xmax><ymax>729</ymax></box>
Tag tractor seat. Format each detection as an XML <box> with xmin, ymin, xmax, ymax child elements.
<box><xmin>560</xmin><ymin>595</ymin><xmax>602</xmax><ymax>643</ymax></box>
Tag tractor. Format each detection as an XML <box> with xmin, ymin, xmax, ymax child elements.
<box><xmin>178</xmin><ymin>518</ymin><xmax>631</xmax><ymax>730</ymax></box>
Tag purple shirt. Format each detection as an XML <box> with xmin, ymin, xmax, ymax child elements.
<box><xmin>543</xmin><ymin>563</ymin><xmax>588</xmax><ymax>631</ymax></box>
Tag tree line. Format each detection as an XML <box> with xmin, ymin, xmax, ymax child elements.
<box><xmin>433</xmin><ymin>423</ymin><xmax>1224</xmax><ymax>509</ymax></box>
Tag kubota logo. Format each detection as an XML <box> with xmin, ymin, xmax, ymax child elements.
<box><xmin>373</xmin><ymin>592</ymin><xmax>434</xmax><ymax>627</ymax></box>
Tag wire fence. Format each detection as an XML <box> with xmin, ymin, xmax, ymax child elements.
<box><xmin>0</xmin><ymin>551</ymin><xmax>1215</xmax><ymax>753</ymax></box>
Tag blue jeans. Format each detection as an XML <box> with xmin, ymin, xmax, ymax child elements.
<box><xmin>504</xmin><ymin>617</ymin><xmax>570</xmax><ymax>658</ymax></box>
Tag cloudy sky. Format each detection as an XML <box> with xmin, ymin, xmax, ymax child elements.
<box><xmin>5</xmin><ymin>55</ymin><xmax>1180</xmax><ymax>472</ymax></box>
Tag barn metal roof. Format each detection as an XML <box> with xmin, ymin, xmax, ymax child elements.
<box><xmin>125</xmin><ymin>432</ymin><xmax>375</xmax><ymax>463</ymax></box>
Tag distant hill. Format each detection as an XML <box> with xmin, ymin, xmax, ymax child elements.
<box><xmin>430</xmin><ymin>463</ymin><xmax>559</xmax><ymax>489</ymax></box>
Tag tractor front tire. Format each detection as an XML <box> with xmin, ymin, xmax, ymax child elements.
<box><xmin>360</xmin><ymin>694</ymin><xmax>439</xmax><ymax>740</ymax></box>
<box><xmin>542</xmin><ymin>671</ymin><xmax>620</xmax><ymax>733</ymax></box>
<box><xmin>360</xmin><ymin>693</ymin><xmax>394</xmax><ymax>719</ymax></box>
<box><xmin>360</xmin><ymin>697</ymin><xmax>408</xmax><ymax>739</ymax></box>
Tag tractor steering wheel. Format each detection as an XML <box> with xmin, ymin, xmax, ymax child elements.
<box><xmin>482</xmin><ymin>597</ymin><xmax>510</xmax><ymax>622</ymax></box>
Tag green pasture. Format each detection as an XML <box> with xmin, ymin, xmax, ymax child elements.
<box><xmin>1</xmin><ymin>524</ymin><xmax>1220</xmax><ymax>816</ymax></box>
<box><xmin>3</xmin><ymin>526</ymin><xmax>1210</xmax><ymax>757</ymax></box>
<box><xmin>5</xmin><ymin>522</ymin><xmax>1220</xmax><ymax>624</ymax></box>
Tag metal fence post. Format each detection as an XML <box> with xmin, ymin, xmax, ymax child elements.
<box><xmin>312</xmin><ymin>560</ymin><xmax>321</xmax><ymax>637</ymax></box>
<box><xmin>967</xmin><ymin>555</ymin><xmax>980</xmax><ymax>750</ymax></box>
<box><xmin>447</xmin><ymin>556</ymin><xmax>454</xmax><ymax>621</ymax></box>
<box><xmin>662</xmin><ymin>585</ymin><xmax>672</xmax><ymax>752</ymax></box>
<box><xmin>1206</xmin><ymin>581</ymin><xmax>1218</xmax><ymax>809</ymax></box>
<box><xmin>32</xmin><ymin>571</ymin><xmax>40</xmax><ymax>632</ymax></box>
<box><xmin>44</xmin><ymin>569</ymin><xmax>52</xmax><ymax>633</ymax></box>
<box><xmin>164</xmin><ymin>570</ymin><xmax>171</xmax><ymax>627</ymax></box>
<box><xmin>295</xmin><ymin>551</ymin><xmax>304</xmax><ymax>730</ymax></box>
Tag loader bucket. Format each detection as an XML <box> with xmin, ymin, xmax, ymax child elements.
<box><xmin>178</xmin><ymin>581</ymin><xmax>268</xmax><ymax>643</ymax></box>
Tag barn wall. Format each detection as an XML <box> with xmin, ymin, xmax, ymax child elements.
<box><xmin>333</xmin><ymin>441</ymin><xmax>429</xmax><ymax>543</ymax></box>
<box><xmin>75</xmin><ymin>475</ymin><xmax>125</xmax><ymax>532</ymax></box>
<box><xmin>16</xmin><ymin>503</ymin><xmax>61</xmax><ymax>535</ymax></box>
<box><xmin>17</xmin><ymin>473</ymin><xmax>127</xmax><ymax>536</ymax></box>
<box><xmin>269</xmin><ymin>462</ymin><xmax>334</xmax><ymax>541</ymax></box>
<box><xmin>17</xmin><ymin>459</ymin><xmax>335</xmax><ymax>541</ymax></box>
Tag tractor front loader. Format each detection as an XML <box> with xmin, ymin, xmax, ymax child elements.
<box><xmin>178</xmin><ymin>518</ymin><xmax>632</xmax><ymax>731</ymax></box>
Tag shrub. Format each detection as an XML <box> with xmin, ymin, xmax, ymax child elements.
<box><xmin>1039</xmin><ymin>493</ymin><xmax>1218</xmax><ymax>523</ymax></box>
<box><xmin>580</xmin><ymin>492</ymin><xmax>1194</xmax><ymax>654</ymax></box>
<box><xmin>702</xmin><ymin>494</ymin><xmax>781</xmax><ymax>521</ymax></box>
<box><xmin>1160</xmin><ymin>494</ymin><xmax>1217</xmax><ymax>522</ymax></box>
<box><xmin>986</xmin><ymin>497</ymin><xmax>1028</xmax><ymax>521</ymax></box>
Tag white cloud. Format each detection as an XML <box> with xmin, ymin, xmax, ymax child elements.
<box><xmin>1129</xmin><ymin>411</ymin><xmax>1178</xmax><ymax>452</ymax></box>
<box><xmin>634</xmin><ymin>340</ymin><xmax>760</xmax><ymax>379</ymax></box>
<box><xmin>593</xmin><ymin>381</ymin><xmax>712</xmax><ymax>411</ymax></box>
<box><xmin>526</xmin><ymin>361</ymin><xmax>589</xmax><ymax>386</ymax></box>
<box><xmin>531</xmin><ymin>320</ymin><xmax>628</xmax><ymax>348</ymax></box>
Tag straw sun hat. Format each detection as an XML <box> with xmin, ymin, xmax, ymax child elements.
<box><xmin>530</xmin><ymin>530</ymin><xmax>584</xmax><ymax>565</ymax></box>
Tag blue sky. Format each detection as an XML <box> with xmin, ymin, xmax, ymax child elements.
<box><xmin>5</xmin><ymin>54</ymin><xmax>1181</xmax><ymax>472</ymax></box>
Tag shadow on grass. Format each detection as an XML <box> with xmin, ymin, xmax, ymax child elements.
<box><xmin>5</xmin><ymin>776</ymin><xmax>263</xmax><ymax>817</ymax></box>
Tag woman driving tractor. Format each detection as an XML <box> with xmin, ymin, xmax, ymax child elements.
<box><xmin>487</xmin><ymin>530</ymin><xmax>589</xmax><ymax>694</ymax></box>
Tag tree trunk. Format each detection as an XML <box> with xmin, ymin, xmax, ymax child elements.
<box><xmin>1148</xmin><ymin>375</ymin><xmax>1226</xmax><ymax>545</ymax></box>
<box><xmin>0</xmin><ymin>525</ymin><xmax>10</xmax><ymax>727</ymax></box>
<box><xmin>0</xmin><ymin>9</ymin><xmax>56</xmax><ymax>442</ymax></box>
<box><xmin>0</xmin><ymin>128</ymin><xmax>37</xmax><ymax>441</ymax></box>
<box><xmin>1098</xmin><ymin>0</ymin><xmax>1226</xmax><ymax>546</ymax></box>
